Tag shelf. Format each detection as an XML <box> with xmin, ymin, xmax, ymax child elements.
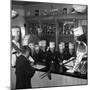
<box><xmin>25</xmin><ymin>14</ymin><xmax>87</xmax><ymax>21</ymax></box>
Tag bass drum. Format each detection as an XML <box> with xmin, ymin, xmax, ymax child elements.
<box><xmin>79</xmin><ymin>58</ymin><xmax>87</xmax><ymax>74</ymax></box>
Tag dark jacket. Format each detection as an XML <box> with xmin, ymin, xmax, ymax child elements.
<box><xmin>16</xmin><ymin>55</ymin><xmax>35</xmax><ymax>89</ymax></box>
<box><xmin>56</xmin><ymin>50</ymin><xmax>66</xmax><ymax>62</ymax></box>
<box><xmin>34</xmin><ymin>51</ymin><xmax>41</xmax><ymax>63</ymax></box>
<box><xmin>64</xmin><ymin>49</ymin><xmax>76</xmax><ymax>60</ymax></box>
<box><xmin>46</xmin><ymin>50</ymin><xmax>57</xmax><ymax>71</ymax></box>
<box><xmin>38</xmin><ymin>49</ymin><xmax>48</xmax><ymax>64</ymax></box>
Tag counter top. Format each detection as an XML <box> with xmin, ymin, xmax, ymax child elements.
<box><xmin>33</xmin><ymin>63</ymin><xmax>87</xmax><ymax>80</ymax></box>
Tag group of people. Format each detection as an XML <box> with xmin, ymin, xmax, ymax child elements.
<box><xmin>11</xmin><ymin>26</ymin><xmax>87</xmax><ymax>89</ymax></box>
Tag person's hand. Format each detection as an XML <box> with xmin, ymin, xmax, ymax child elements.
<box><xmin>66</xmin><ymin>69</ymin><xmax>74</xmax><ymax>73</ymax></box>
<box><xmin>63</xmin><ymin>60</ymin><xmax>67</xmax><ymax>64</ymax></box>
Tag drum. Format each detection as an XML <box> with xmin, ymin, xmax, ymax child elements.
<box><xmin>79</xmin><ymin>60</ymin><xmax>87</xmax><ymax>74</ymax></box>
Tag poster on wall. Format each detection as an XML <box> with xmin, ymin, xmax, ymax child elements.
<box><xmin>11</xmin><ymin>0</ymin><xmax>88</xmax><ymax>89</ymax></box>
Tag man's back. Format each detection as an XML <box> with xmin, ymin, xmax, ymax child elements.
<box><xmin>16</xmin><ymin>55</ymin><xmax>35</xmax><ymax>89</ymax></box>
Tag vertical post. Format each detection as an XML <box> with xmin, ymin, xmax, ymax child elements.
<box><xmin>55</xmin><ymin>18</ymin><xmax>59</xmax><ymax>51</ymax></box>
<box><xmin>24</xmin><ymin>6</ymin><xmax>29</xmax><ymax>35</ymax></box>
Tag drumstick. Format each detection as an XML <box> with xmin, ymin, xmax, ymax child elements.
<box><xmin>63</xmin><ymin>58</ymin><xmax>75</xmax><ymax>65</ymax></box>
<box><xmin>39</xmin><ymin>72</ymin><xmax>48</xmax><ymax>79</ymax></box>
<box><xmin>39</xmin><ymin>72</ymin><xmax>48</xmax><ymax>78</ymax></box>
<box><xmin>40</xmin><ymin>70</ymin><xmax>51</xmax><ymax>79</ymax></box>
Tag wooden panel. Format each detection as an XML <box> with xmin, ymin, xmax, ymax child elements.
<box><xmin>31</xmin><ymin>71</ymin><xmax>87</xmax><ymax>88</ymax></box>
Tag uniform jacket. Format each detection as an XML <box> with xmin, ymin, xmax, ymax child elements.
<box><xmin>16</xmin><ymin>55</ymin><xmax>35</xmax><ymax>89</ymax></box>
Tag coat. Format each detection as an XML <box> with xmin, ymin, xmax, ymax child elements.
<box><xmin>15</xmin><ymin>55</ymin><xmax>35</xmax><ymax>89</ymax></box>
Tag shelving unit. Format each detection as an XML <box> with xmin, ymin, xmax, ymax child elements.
<box><xmin>25</xmin><ymin>14</ymin><xmax>87</xmax><ymax>50</ymax></box>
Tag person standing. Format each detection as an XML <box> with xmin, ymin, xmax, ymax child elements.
<box><xmin>16</xmin><ymin>46</ymin><xmax>35</xmax><ymax>89</ymax></box>
<box><xmin>11</xmin><ymin>27</ymin><xmax>21</xmax><ymax>67</ymax></box>
<box><xmin>11</xmin><ymin>27</ymin><xmax>21</xmax><ymax>89</ymax></box>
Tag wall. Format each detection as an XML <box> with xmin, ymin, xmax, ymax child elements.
<box><xmin>11</xmin><ymin>5</ymin><xmax>25</xmax><ymax>27</ymax></box>
<box><xmin>25</xmin><ymin>3</ymin><xmax>73</xmax><ymax>16</ymax></box>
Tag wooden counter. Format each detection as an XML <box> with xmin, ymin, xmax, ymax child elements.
<box><xmin>31</xmin><ymin>71</ymin><xmax>87</xmax><ymax>88</ymax></box>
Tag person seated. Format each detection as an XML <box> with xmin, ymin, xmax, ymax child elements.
<box><xmin>65</xmin><ymin>26</ymin><xmax>87</xmax><ymax>73</ymax></box>
<box><xmin>66</xmin><ymin>41</ymin><xmax>87</xmax><ymax>73</ymax></box>
<box><xmin>34</xmin><ymin>44</ymin><xmax>41</xmax><ymax>64</ymax></box>
<box><xmin>56</xmin><ymin>42</ymin><xmax>66</xmax><ymax>72</ymax></box>
<box><xmin>38</xmin><ymin>40</ymin><xmax>48</xmax><ymax>64</ymax></box>
<box><xmin>28</xmin><ymin>42</ymin><xmax>35</xmax><ymax>63</ymax></box>
<box><xmin>63</xmin><ymin>42</ymin><xmax>76</xmax><ymax>70</ymax></box>
<box><xmin>47</xmin><ymin>42</ymin><xmax>57</xmax><ymax>71</ymax></box>
<box><xmin>56</xmin><ymin>42</ymin><xmax>65</xmax><ymax>62</ymax></box>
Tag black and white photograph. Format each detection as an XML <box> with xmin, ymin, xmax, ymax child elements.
<box><xmin>11</xmin><ymin>0</ymin><xmax>88</xmax><ymax>89</ymax></box>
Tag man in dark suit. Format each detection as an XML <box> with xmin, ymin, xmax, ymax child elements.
<box><xmin>15</xmin><ymin>46</ymin><xmax>35</xmax><ymax>89</ymax></box>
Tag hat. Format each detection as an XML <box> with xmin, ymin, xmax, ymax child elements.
<box><xmin>73</xmin><ymin>26</ymin><xmax>84</xmax><ymax>37</ymax></box>
<box><xmin>39</xmin><ymin>40</ymin><xmax>46</xmax><ymax>47</ymax></box>
<box><xmin>49</xmin><ymin>42</ymin><xmax>55</xmax><ymax>48</ymax></box>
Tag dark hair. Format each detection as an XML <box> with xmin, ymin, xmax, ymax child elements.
<box><xmin>21</xmin><ymin>46</ymin><xmax>30</xmax><ymax>54</ymax></box>
<box><xmin>63</xmin><ymin>8</ymin><xmax>67</xmax><ymax>11</ymax></box>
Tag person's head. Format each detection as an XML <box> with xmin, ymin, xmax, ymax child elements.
<box><xmin>49</xmin><ymin>42</ymin><xmax>55</xmax><ymax>52</ymax></box>
<box><xmin>29</xmin><ymin>43</ymin><xmax>35</xmax><ymax>50</ymax></box>
<box><xmin>68</xmin><ymin>42</ymin><xmax>74</xmax><ymax>54</ymax></box>
<box><xmin>63</xmin><ymin>8</ymin><xmax>67</xmax><ymax>14</ymax></box>
<box><xmin>21</xmin><ymin>46</ymin><xmax>30</xmax><ymax>58</ymax></box>
<box><xmin>35</xmin><ymin>45</ymin><xmax>39</xmax><ymax>53</ymax></box>
<box><xmin>39</xmin><ymin>40</ymin><xmax>46</xmax><ymax>52</ymax></box>
<box><xmin>12</xmin><ymin>27</ymin><xmax>20</xmax><ymax>42</ymax></box>
<box><xmin>12</xmin><ymin>27</ymin><xmax>20</xmax><ymax>36</ymax></box>
<box><xmin>69</xmin><ymin>42</ymin><xmax>74</xmax><ymax>50</ymax></box>
<box><xmin>22</xmin><ymin>35</ymin><xmax>30</xmax><ymax>46</ymax></box>
<box><xmin>59</xmin><ymin>42</ymin><xmax>65</xmax><ymax>53</ymax></box>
